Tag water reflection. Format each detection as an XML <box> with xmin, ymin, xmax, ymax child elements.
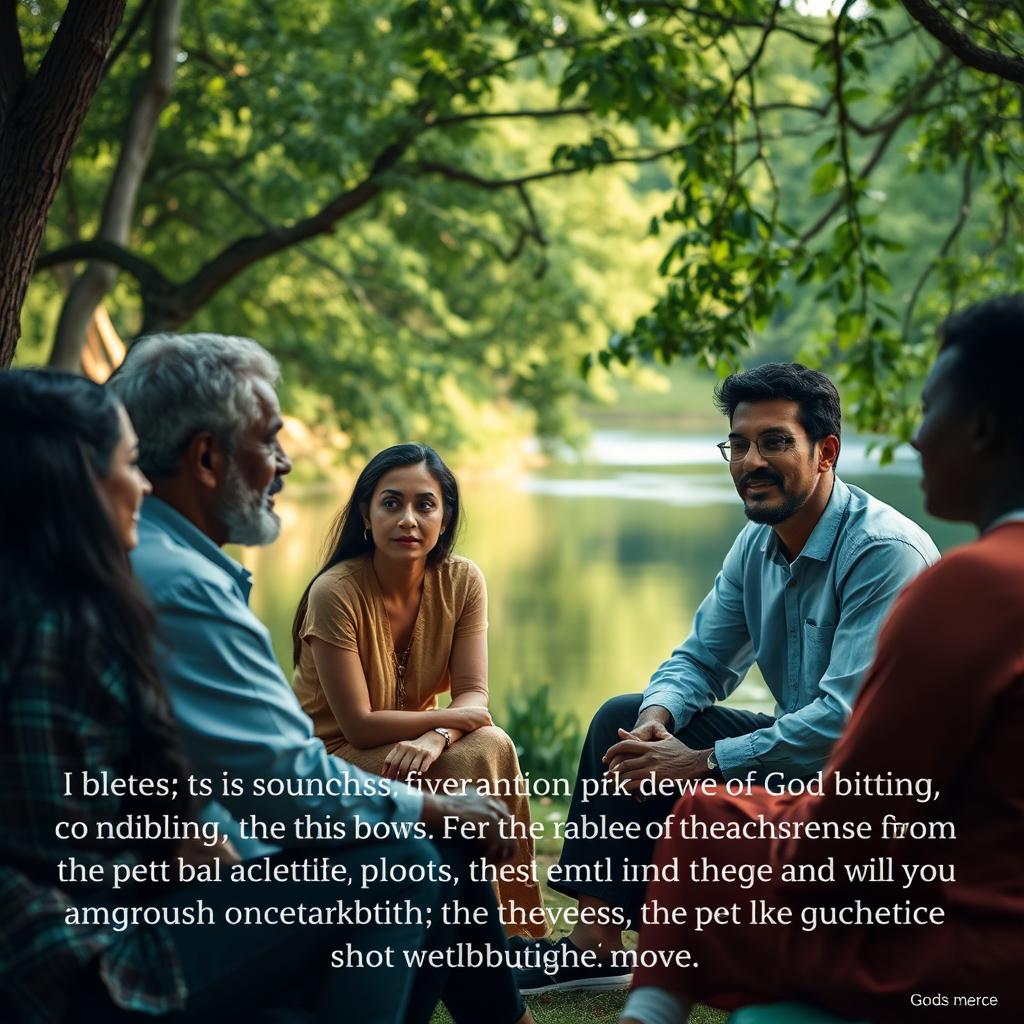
<box><xmin>243</xmin><ymin>432</ymin><xmax>972</xmax><ymax>726</ymax></box>
<box><xmin>522</xmin><ymin>471</ymin><xmax>738</xmax><ymax>506</ymax></box>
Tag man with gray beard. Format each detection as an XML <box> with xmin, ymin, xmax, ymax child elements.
<box><xmin>110</xmin><ymin>333</ymin><xmax>534</xmax><ymax>1024</ymax></box>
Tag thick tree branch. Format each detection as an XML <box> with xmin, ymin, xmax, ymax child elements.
<box><xmin>98</xmin><ymin>0</ymin><xmax>180</xmax><ymax>244</ymax></box>
<box><xmin>139</xmin><ymin>135</ymin><xmax>416</xmax><ymax>331</ymax></box>
<box><xmin>35</xmin><ymin>240</ymin><xmax>170</xmax><ymax>291</ymax></box>
<box><xmin>0</xmin><ymin>0</ymin><xmax>26</xmax><ymax>127</ymax></box>
<box><xmin>901</xmin><ymin>0</ymin><xmax>1024</xmax><ymax>83</ymax></box>
<box><xmin>38</xmin><ymin>120</ymin><xmax>684</xmax><ymax>335</ymax></box>
<box><xmin>0</xmin><ymin>0</ymin><xmax>127</xmax><ymax>368</ymax></box>
<box><xmin>186</xmin><ymin>167</ymin><xmax>390</xmax><ymax>307</ymax></box>
<box><xmin>940</xmin><ymin>0</ymin><xmax>1024</xmax><ymax>60</ymax></box>
<box><xmin>50</xmin><ymin>0</ymin><xmax>181</xmax><ymax>370</ymax></box>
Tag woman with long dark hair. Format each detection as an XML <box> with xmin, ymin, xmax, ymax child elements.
<box><xmin>0</xmin><ymin>374</ymin><xmax>452</xmax><ymax>1024</ymax></box>
<box><xmin>0</xmin><ymin>368</ymin><xmax>209</xmax><ymax>1022</ymax></box>
<box><xmin>292</xmin><ymin>443</ymin><xmax>546</xmax><ymax>937</ymax></box>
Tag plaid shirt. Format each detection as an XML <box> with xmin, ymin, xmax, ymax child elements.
<box><xmin>0</xmin><ymin>613</ymin><xmax>186</xmax><ymax>1022</ymax></box>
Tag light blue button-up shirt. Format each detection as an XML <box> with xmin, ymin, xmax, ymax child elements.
<box><xmin>131</xmin><ymin>497</ymin><xmax>422</xmax><ymax>853</ymax></box>
<box><xmin>640</xmin><ymin>477</ymin><xmax>939</xmax><ymax>779</ymax></box>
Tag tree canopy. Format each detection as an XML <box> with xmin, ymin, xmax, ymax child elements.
<box><xmin>10</xmin><ymin>1</ymin><xmax>1024</xmax><ymax>455</ymax></box>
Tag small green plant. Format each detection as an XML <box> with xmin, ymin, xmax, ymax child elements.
<box><xmin>500</xmin><ymin>681</ymin><xmax>583</xmax><ymax>784</ymax></box>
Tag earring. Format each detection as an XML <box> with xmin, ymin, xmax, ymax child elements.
<box><xmin>363</xmin><ymin>527</ymin><xmax>371</xmax><ymax>542</ymax></box>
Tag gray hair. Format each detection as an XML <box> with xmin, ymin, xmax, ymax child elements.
<box><xmin>109</xmin><ymin>332</ymin><xmax>280</xmax><ymax>479</ymax></box>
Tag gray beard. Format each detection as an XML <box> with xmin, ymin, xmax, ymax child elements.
<box><xmin>219</xmin><ymin>459</ymin><xmax>280</xmax><ymax>546</ymax></box>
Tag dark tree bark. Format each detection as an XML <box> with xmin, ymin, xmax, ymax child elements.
<box><xmin>0</xmin><ymin>0</ymin><xmax>126</xmax><ymax>369</ymax></box>
<box><xmin>36</xmin><ymin>137</ymin><xmax>416</xmax><ymax>335</ymax></box>
<box><xmin>901</xmin><ymin>0</ymin><xmax>1024</xmax><ymax>85</ymax></box>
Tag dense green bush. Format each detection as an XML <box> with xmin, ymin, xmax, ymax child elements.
<box><xmin>501</xmin><ymin>682</ymin><xmax>583</xmax><ymax>785</ymax></box>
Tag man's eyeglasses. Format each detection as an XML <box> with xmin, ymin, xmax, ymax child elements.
<box><xmin>717</xmin><ymin>433</ymin><xmax>796</xmax><ymax>463</ymax></box>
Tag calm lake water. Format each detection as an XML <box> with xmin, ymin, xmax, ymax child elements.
<box><xmin>241</xmin><ymin>431</ymin><xmax>972</xmax><ymax>723</ymax></box>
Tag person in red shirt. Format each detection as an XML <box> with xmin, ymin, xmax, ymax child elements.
<box><xmin>621</xmin><ymin>295</ymin><xmax>1024</xmax><ymax>1024</ymax></box>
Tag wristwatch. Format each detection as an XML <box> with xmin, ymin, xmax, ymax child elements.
<box><xmin>433</xmin><ymin>727</ymin><xmax>452</xmax><ymax>749</ymax></box>
<box><xmin>707</xmin><ymin>749</ymin><xmax>718</xmax><ymax>774</ymax></box>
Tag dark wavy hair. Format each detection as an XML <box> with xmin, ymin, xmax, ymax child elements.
<box><xmin>714</xmin><ymin>362</ymin><xmax>842</xmax><ymax>464</ymax></box>
<box><xmin>0</xmin><ymin>369</ymin><xmax>191</xmax><ymax>851</ymax></box>
<box><xmin>712</xmin><ymin>366</ymin><xmax>839</xmax><ymax>442</ymax></box>
<box><xmin>292</xmin><ymin>443</ymin><xmax>460</xmax><ymax>665</ymax></box>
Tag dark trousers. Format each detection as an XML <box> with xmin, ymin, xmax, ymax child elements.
<box><xmin>548</xmin><ymin>693</ymin><xmax>774</xmax><ymax>928</ymax></box>
<box><xmin>69</xmin><ymin>839</ymin><xmax>524</xmax><ymax>1024</ymax></box>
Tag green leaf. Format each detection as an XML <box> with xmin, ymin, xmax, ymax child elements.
<box><xmin>811</xmin><ymin>161</ymin><xmax>841</xmax><ymax>196</ymax></box>
<box><xmin>813</xmin><ymin>137</ymin><xmax>837</xmax><ymax>161</ymax></box>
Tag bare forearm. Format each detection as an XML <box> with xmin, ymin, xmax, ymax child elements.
<box><xmin>345</xmin><ymin>708</ymin><xmax>475</xmax><ymax>749</ymax></box>
<box><xmin>449</xmin><ymin>688</ymin><xmax>488</xmax><ymax>708</ymax></box>
<box><xmin>445</xmin><ymin>689</ymin><xmax>488</xmax><ymax>744</ymax></box>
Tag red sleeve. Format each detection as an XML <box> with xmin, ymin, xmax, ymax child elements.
<box><xmin>779</xmin><ymin>536</ymin><xmax>1024</xmax><ymax>865</ymax></box>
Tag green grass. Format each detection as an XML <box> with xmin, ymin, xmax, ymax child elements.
<box><xmin>431</xmin><ymin>805</ymin><xmax>727</xmax><ymax>1024</ymax></box>
<box><xmin>511</xmin><ymin>990</ymin><xmax>725</xmax><ymax>1024</ymax></box>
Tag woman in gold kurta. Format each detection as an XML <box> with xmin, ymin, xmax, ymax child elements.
<box><xmin>292</xmin><ymin>443</ymin><xmax>546</xmax><ymax>937</ymax></box>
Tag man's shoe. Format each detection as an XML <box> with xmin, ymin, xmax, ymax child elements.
<box><xmin>512</xmin><ymin>936</ymin><xmax>632</xmax><ymax>995</ymax></box>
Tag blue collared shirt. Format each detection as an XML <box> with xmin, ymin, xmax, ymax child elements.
<box><xmin>131</xmin><ymin>497</ymin><xmax>421</xmax><ymax>853</ymax></box>
<box><xmin>641</xmin><ymin>477</ymin><xmax>939</xmax><ymax>779</ymax></box>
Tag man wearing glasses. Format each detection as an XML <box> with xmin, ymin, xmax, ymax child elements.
<box><xmin>515</xmin><ymin>362</ymin><xmax>939</xmax><ymax>994</ymax></box>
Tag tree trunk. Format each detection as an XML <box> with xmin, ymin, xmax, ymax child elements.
<box><xmin>0</xmin><ymin>0</ymin><xmax>126</xmax><ymax>369</ymax></box>
<box><xmin>49</xmin><ymin>0</ymin><xmax>181</xmax><ymax>372</ymax></box>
